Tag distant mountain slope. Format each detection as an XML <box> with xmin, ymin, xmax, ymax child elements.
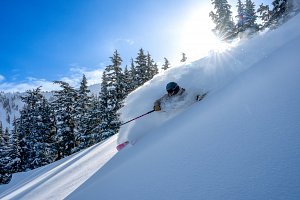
<box><xmin>0</xmin><ymin>92</ymin><xmax>23</xmax><ymax>130</ymax></box>
<box><xmin>0</xmin><ymin>84</ymin><xmax>101</xmax><ymax>130</ymax></box>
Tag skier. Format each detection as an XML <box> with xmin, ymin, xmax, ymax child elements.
<box><xmin>153</xmin><ymin>82</ymin><xmax>207</xmax><ymax>111</ymax></box>
<box><xmin>116</xmin><ymin>82</ymin><xmax>207</xmax><ymax>151</ymax></box>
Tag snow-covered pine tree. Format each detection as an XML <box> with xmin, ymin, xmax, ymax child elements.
<box><xmin>257</xmin><ymin>3</ymin><xmax>272</xmax><ymax>29</ymax></box>
<box><xmin>17</xmin><ymin>88</ymin><xmax>42</xmax><ymax>170</ymax></box>
<box><xmin>130</xmin><ymin>58</ymin><xmax>139</xmax><ymax>90</ymax></box>
<box><xmin>146</xmin><ymin>52</ymin><xmax>158</xmax><ymax>80</ymax></box>
<box><xmin>123</xmin><ymin>66</ymin><xmax>133</xmax><ymax>96</ymax></box>
<box><xmin>100</xmin><ymin>50</ymin><xmax>125</xmax><ymax>139</ymax></box>
<box><xmin>0</xmin><ymin>121</ymin><xmax>4</xmax><ymax>141</ymax></box>
<box><xmin>98</xmin><ymin>71</ymin><xmax>111</xmax><ymax>139</ymax></box>
<box><xmin>74</xmin><ymin>74</ymin><xmax>94</xmax><ymax>152</ymax></box>
<box><xmin>236</xmin><ymin>0</ymin><xmax>245</xmax><ymax>31</ymax></box>
<box><xmin>181</xmin><ymin>53</ymin><xmax>187</xmax><ymax>63</ymax></box>
<box><xmin>33</xmin><ymin>97</ymin><xmax>57</xmax><ymax>166</ymax></box>
<box><xmin>109</xmin><ymin>50</ymin><xmax>126</xmax><ymax>103</ymax></box>
<box><xmin>17</xmin><ymin>96</ymin><xmax>33</xmax><ymax>170</ymax></box>
<box><xmin>9</xmin><ymin>117</ymin><xmax>21</xmax><ymax>173</ymax></box>
<box><xmin>52</xmin><ymin>81</ymin><xmax>77</xmax><ymax>158</ymax></box>
<box><xmin>0</xmin><ymin>121</ymin><xmax>7</xmax><ymax>151</ymax></box>
<box><xmin>209</xmin><ymin>0</ymin><xmax>236</xmax><ymax>40</ymax></box>
<box><xmin>268</xmin><ymin>0</ymin><xmax>290</xmax><ymax>28</ymax></box>
<box><xmin>17</xmin><ymin>87</ymin><xmax>57</xmax><ymax>170</ymax></box>
<box><xmin>88</xmin><ymin>95</ymin><xmax>102</xmax><ymax>144</ymax></box>
<box><xmin>152</xmin><ymin>63</ymin><xmax>159</xmax><ymax>76</ymax></box>
<box><xmin>162</xmin><ymin>57</ymin><xmax>171</xmax><ymax>71</ymax></box>
<box><xmin>135</xmin><ymin>48</ymin><xmax>148</xmax><ymax>86</ymax></box>
<box><xmin>0</xmin><ymin>122</ymin><xmax>13</xmax><ymax>184</ymax></box>
<box><xmin>243</xmin><ymin>0</ymin><xmax>259</xmax><ymax>32</ymax></box>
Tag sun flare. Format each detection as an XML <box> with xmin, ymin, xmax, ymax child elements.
<box><xmin>178</xmin><ymin>5</ymin><xmax>230</xmax><ymax>62</ymax></box>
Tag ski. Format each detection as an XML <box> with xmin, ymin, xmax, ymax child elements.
<box><xmin>116</xmin><ymin>141</ymin><xmax>130</xmax><ymax>151</ymax></box>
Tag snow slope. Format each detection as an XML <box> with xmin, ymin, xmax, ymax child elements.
<box><xmin>1</xmin><ymin>13</ymin><xmax>300</xmax><ymax>200</ymax></box>
<box><xmin>0</xmin><ymin>92</ymin><xmax>23</xmax><ymax>130</ymax></box>
<box><xmin>0</xmin><ymin>135</ymin><xmax>117</xmax><ymax>200</ymax></box>
<box><xmin>117</xmin><ymin>11</ymin><xmax>300</xmax><ymax>146</ymax></box>
<box><xmin>69</xmin><ymin>14</ymin><xmax>300</xmax><ymax>200</ymax></box>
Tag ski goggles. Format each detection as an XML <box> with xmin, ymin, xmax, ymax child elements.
<box><xmin>167</xmin><ymin>88</ymin><xmax>177</xmax><ymax>96</ymax></box>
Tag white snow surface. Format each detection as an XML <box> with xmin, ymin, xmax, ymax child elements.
<box><xmin>1</xmin><ymin>14</ymin><xmax>300</xmax><ymax>200</ymax></box>
<box><xmin>0</xmin><ymin>135</ymin><xmax>117</xmax><ymax>200</ymax></box>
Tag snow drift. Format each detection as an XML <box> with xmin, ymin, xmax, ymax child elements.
<box><xmin>117</xmin><ymin>12</ymin><xmax>300</xmax><ymax>146</ymax></box>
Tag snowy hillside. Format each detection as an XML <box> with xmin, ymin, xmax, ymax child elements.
<box><xmin>0</xmin><ymin>92</ymin><xmax>23</xmax><ymax>130</ymax></box>
<box><xmin>1</xmin><ymin>13</ymin><xmax>300</xmax><ymax>200</ymax></box>
<box><xmin>0</xmin><ymin>135</ymin><xmax>117</xmax><ymax>199</ymax></box>
<box><xmin>69</xmin><ymin>13</ymin><xmax>300</xmax><ymax>200</ymax></box>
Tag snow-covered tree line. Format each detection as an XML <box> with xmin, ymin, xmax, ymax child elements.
<box><xmin>210</xmin><ymin>0</ymin><xmax>299</xmax><ymax>40</ymax></box>
<box><xmin>0</xmin><ymin>48</ymin><xmax>164</xmax><ymax>184</ymax></box>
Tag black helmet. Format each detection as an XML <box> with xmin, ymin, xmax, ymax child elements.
<box><xmin>166</xmin><ymin>82</ymin><xmax>180</xmax><ymax>96</ymax></box>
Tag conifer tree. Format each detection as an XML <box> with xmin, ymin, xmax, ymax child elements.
<box><xmin>257</xmin><ymin>3</ymin><xmax>272</xmax><ymax>29</ymax></box>
<box><xmin>269</xmin><ymin>0</ymin><xmax>290</xmax><ymax>27</ymax></box>
<box><xmin>0</xmin><ymin>121</ymin><xmax>4</xmax><ymax>143</ymax></box>
<box><xmin>162</xmin><ymin>57</ymin><xmax>171</xmax><ymax>71</ymax></box>
<box><xmin>98</xmin><ymin>71</ymin><xmax>110</xmax><ymax>139</ymax></box>
<box><xmin>17</xmin><ymin>88</ymin><xmax>37</xmax><ymax>169</ymax></box>
<box><xmin>0</xmin><ymin>122</ymin><xmax>12</xmax><ymax>184</ymax></box>
<box><xmin>243</xmin><ymin>0</ymin><xmax>259</xmax><ymax>32</ymax></box>
<box><xmin>135</xmin><ymin>48</ymin><xmax>148</xmax><ymax>86</ymax></box>
<box><xmin>181</xmin><ymin>53</ymin><xmax>187</xmax><ymax>63</ymax></box>
<box><xmin>152</xmin><ymin>63</ymin><xmax>159</xmax><ymax>76</ymax></box>
<box><xmin>17</xmin><ymin>87</ymin><xmax>57</xmax><ymax>170</ymax></box>
<box><xmin>130</xmin><ymin>58</ymin><xmax>139</xmax><ymax>90</ymax></box>
<box><xmin>32</xmin><ymin>97</ymin><xmax>57</xmax><ymax>168</ymax></box>
<box><xmin>88</xmin><ymin>95</ymin><xmax>102</xmax><ymax>144</ymax></box>
<box><xmin>52</xmin><ymin>81</ymin><xmax>77</xmax><ymax>158</ymax></box>
<box><xmin>9</xmin><ymin>117</ymin><xmax>21</xmax><ymax>172</ymax></box>
<box><xmin>236</xmin><ymin>0</ymin><xmax>245</xmax><ymax>31</ymax></box>
<box><xmin>123</xmin><ymin>66</ymin><xmax>132</xmax><ymax>96</ymax></box>
<box><xmin>146</xmin><ymin>52</ymin><xmax>158</xmax><ymax>79</ymax></box>
<box><xmin>100</xmin><ymin>50</ymin><xmax>125</xmax><ymax>139</ymax></box>
<box><xmin>209</xmin><ymin>0</ymin><xmax>235</xmax><ymax>40</ymax></box>
<box><xmin>74</xmin><ymin>74</ymin><xmax>93</xmax><ymax>151</ymax></box>
<box><xmin>17</xmin><ymin>96</ymin><xmax>33</xmax><ymax>170</ymax></box>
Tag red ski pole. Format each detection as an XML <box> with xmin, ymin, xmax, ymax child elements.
<box><xmin>121</xmin><ymin>109</ymin><xmax>155</xmax><ymax>126</ymax></box>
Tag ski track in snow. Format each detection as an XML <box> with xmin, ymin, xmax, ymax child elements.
<box><xmin>0</xmin><ymin>135</ymin><xmax>117</xmax><ymax>200</ymax></box>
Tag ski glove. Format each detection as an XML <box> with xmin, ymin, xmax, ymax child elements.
<box><xmin>154</xmin><ymin>105</ymin><xmax>161</xmax><ymax>111</ymax></box>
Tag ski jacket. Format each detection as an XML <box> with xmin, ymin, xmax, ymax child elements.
<box><xmin>154</xmin><ymin>87</ymin><xmax>186</xmax><ymax>108</ymax></box>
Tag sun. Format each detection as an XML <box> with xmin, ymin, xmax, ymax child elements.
<box><xmin>178</xmin><ymin>5</ymin><xmax>230</xmax><ymax>62</ymax></box>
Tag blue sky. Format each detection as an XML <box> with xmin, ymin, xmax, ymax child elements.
<box><xmin>0</xmin><ymin>0</ymin><xmax>272</xmax><ymax>92</ymax></box>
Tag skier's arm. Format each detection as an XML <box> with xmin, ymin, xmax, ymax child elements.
<box><xmin>153</xmin><ymin>94</ymin><xmax>167</xmax><ymax>111</ymax></box>
<box><xmin>153</xmin><ymin>99</ymin><xmax>161</xmax><ymax>111</ymax></box>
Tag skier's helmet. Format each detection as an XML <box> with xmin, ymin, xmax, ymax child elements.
<box><xmin>166</xmin><ymin>82</ymin><xmax>180</xmax><ymax>96</ymax></box>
